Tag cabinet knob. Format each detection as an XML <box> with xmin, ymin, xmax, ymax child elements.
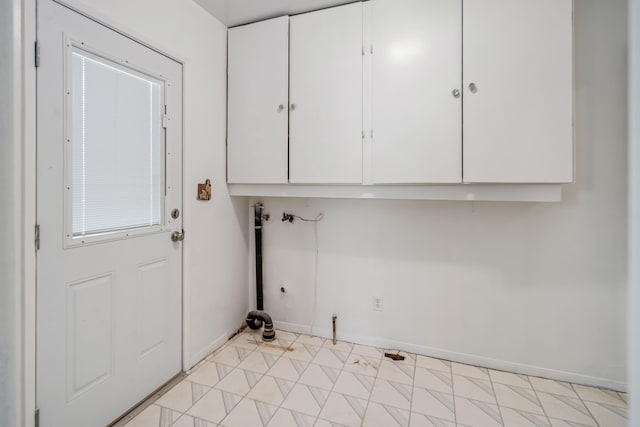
<box><xmin>290</xmin><ymin>103</ymin><xmax>296</xmax><ymax>111</ymax></box>
<box><xmin>452</xmin><ymin>88</ymin><xmax>460</xmax><ymax>98</ymax></box>
<box><xmin>278</xmin><ymin>104</ymin><xmax>285</xmax><ymax>112</ymax></box>
<box><xmin>468</xmin><ymin>83</ymin><xmax>478</xmax><ymax>93</ymax></box>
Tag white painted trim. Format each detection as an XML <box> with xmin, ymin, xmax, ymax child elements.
<box><xmin>274</xmin><ymin>320</ymin><xmax>627</xmax><ymax>392</ymax></box>
<box><xmin>229</xmin><ymin>183</ymin><xmax>563</xmax><ymax>202</ymax></box>
<box><xmin>23</xmin><ymin>0</ymin><xmax>38</xmax><ymax>426</ymax></box>
<box><xmin>629</xmin><ymin>0</ymin><xmax>640</xmax><ymax>422</ymax></box>
<box><xmin>180</xmin><ymin>61</ymin><xmax>191</xmax><ymax>373</ymax></box>
<box><xmin>273</xmin><ymin>320</ymin><xmax>313</xmax><ymax>335</ymax></box>
<box><xmin>185</xmin><ymin>331</ymin><xmax>232</xmax><ymax>370</ymax></box>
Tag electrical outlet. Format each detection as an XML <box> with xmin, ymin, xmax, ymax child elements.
<box><xmin>373</xmin><ymin>296</ymin><xmax>383</xmax><ymax>312</ymax></box>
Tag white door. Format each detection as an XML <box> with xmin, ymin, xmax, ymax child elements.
<box><xmin>462</xmin><ymin>0</ymin><xmax>573</xmax><ymax>183</ymax></box>
<box><xmin>371</xmin><ymin>0</ymin><xmax>462</xmax><ymax>184</ymax></box>
<box><xmin>36</xmin><ymin>1</ymin><xmax>183</xmax><ymax>426</ymax></box>
<box><xmin>289</xmin><ymin>3</ymin><xmax>363</xmax><ymax>183</ymax></box>
<box><xmin>227</xmin><ymin>16</ymin><xmax>289</xmax><ymax>184</ymax></box>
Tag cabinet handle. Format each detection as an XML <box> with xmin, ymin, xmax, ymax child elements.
<box><xmin>468</xmin><ymin>83</ymin><xmax>478</xmax><ymax>93</ymax></box>
<box><xmin>290</xmin><ymin>103</ymin><xmax>296</xmax><ymax>111</ymax></box>
<box><xmin>278</xmin><ymin>104</ymin><xmax>285</xmax><ymax>112</ymax></box>
<box><xmin>452</xmin><ymin>88</ymin><xmax>460</xmax><ymax>98</ymax></box>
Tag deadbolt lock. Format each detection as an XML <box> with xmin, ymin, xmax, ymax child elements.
<box><xmin>171</xmin><ymin>209</ymin><xmax>180</xmax><ymax>219</ymax></box>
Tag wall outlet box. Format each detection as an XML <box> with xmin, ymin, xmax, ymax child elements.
<box><xmin>373</xmin><ymin>296</ymin><xmax>383</xmax><ymax>312</ymax></box>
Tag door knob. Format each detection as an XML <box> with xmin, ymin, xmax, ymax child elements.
<box><xmin>171</xmin><ymin>231</ymin><xmax>185</xmax><ymax>242</ymax></box>
<box><xmin>277</xmin><ymin>104</ymin><xmax>285</xmax><ymax>112</ymax></box>
<box><xmin>452</xmin><ymin>88</ymin><xmax>460</xmax><ymax>98</ymax></box>
<box><xmin>468</xmin><ymin>82</ymin><xmax>478</xmax><ymax>93</ymax></box>
<box><xmin>290</xmin><ymin>103</ymin><xmax>296</xmax><ymax>111</ymax></box>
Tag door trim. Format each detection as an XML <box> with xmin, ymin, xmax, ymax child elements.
<box><xmin>29</xmin><ymin>2</ymin><xmax>188</xmax><ymax>426</ymax></box>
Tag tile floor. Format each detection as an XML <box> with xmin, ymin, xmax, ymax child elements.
<box><xmin>125</xmin><ymin>329</ymin><xmax>628</xmax><ymax>427</ymax></box>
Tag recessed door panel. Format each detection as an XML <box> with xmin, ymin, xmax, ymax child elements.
<box><xmin>138</xmin><ymin>258</ymin><xmax>170</xmax><ymax>359</ymax></box>
<box><xmin>66</xmin><ymin>274</ymin><xmax>113</xmax><ymax>400</ymax></box>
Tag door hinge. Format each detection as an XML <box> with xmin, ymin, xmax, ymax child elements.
<box><xmin>162</xmin><ymin>105</ymin><xmax>168</xmax><ymax>128</ymax></box>
<box><xmin>34</xmin><ymin>408</ymin><xmax>40</xmax><ymax>427</ymax></box>
<box><xmin>35</xmin><ymin>224</ymin><xmax>40</xmax><ymax>252</ymax></box>
<box><xmin>34</xmin><ymin>41</ymin><xmax>40</xmax><ymax>68</ymax></box>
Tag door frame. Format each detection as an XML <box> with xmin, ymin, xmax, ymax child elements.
<box><xmin>24</xmin><ymin>1</ymin><xmax>189</xmax><ymax>426</ymax></box>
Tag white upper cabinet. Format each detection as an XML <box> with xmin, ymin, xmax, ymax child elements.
<box><xmin>227</xmin><ymin>16</ymin><xmax>289</xmax><ymax>184</ymax></box>
<box><xmin>289</xmin><ymin>3</ymin><xmax>364</xmax><ymax>184</ymax></box>
<box><xmin>462</xmin><ymin>0</ymin><xmax>573</xmax><ymax>183</ymax></box>
<box><xmin>226</xmin><ymin>0</ymin><xmax>574</xmax><ymax>197</ymax></box>
<box><xmin>372</xmin><ymin>0</ymin><xmax>462</xmax><ymax>183</ymax></box>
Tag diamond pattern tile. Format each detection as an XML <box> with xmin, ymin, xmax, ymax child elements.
<box><xmin>411</xmin><ymin>387</ymin><xmax>455</xmax><ymax>421</ymax></box>
<box><xmin>318</xmin><ymin>392</ymin><xmax>367</xmax><ymax>426</ymax></box>
<box><xmin>333</xmin><ymin>371</ymin><xmax>374</xmax><ymax>399</ymax></box>
<box><xmin>343</xmin><ymin>353</ymin><xmax>380</xmax><ymax>377</ymax></box>
<box><xmin>221</xmin><ymin>397</ymin><xmax>278</xmax><ymax>427</ymax></box>
<box><xmin>370</xmin><ymin>378</ymin><xmax>413</xmax><ymax>410</ymax></box>
<box><xmin>122</xmin><ymin>329</ymin><xmax>626</xmax><ymax>427</ymax></box>
<box><xmin>493</xmin><ymin>382</ymin><xmax>544</xmax><ymax>415</ymax></box>
<box><xmin>154</xmin><ymin>380</ymin><xmax>209</xmax><ymax>413</ymax></box>
<box><xmin>247</xmin><ymin>375</ymin><xmax>295</xmax><ymax>406</ymax></box>
<box><xmin>537</xmin><ymin>391</ymin><xmax>597</xmax><ymax>426</ymax></box>
<box><xmin>363</xmin><ymin>401</ymin><xmax>410</xmax><ymax>427</ymax></box>
<box><xmin>454</xmin><ymin>396</ymin><xmax>503</xmax><ymax>427</ymax></box>
<box><xmin>415</xmin><ymin>355</ymin><xmax>451</xmax><ymax>373</ymax></box>
<box><xmin>124</xmin><ymin>405</ymin><xmax>181</xmax><ymax>427</ymax></box>
<box><xmin>187</xmin><ymin>361</ymin><xmax>225</xmax><ymax>387</ymax></box>
<box><xmin>583</xmin><ymin>400</ymin><xmax>627</xmax><ymax>427</ymax></box>
<box><xmin>414</xmin><ymin>367</ymin><xmax>452</xmax><ymax>394</ymax></box>
<box><xmin>500</xmin><ymin>406</ymin><xmax>550</xmax><ymax>426</ymax></box>
<box><xmin>186</xmin><ymin>388</ymin><xmax>241</xmax><ymax>424</ymax></box>
<box><xmin>266</xmin><ymin>407</ymin><xmax>316</xmax><ymax>427</ymax></box>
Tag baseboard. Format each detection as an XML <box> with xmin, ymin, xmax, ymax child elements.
<box><xmin>274</xmin><ymin>320</ymin><xmax>627</xmax><ymax>392</ymax></box>
<box><xmin>185</xmin><ymin>331</ymin><xmax>233</xmax><ymax>370</ymax></box>
<box><xmin>273</xmin><ymin>320</ymin><xmax>314</xmax><ymax>335</ymax></box>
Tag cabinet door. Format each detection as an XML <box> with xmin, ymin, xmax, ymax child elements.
<box><xmin>228</xmin><ymin>17</ymin><xmax>289</xmax><ymax>183</ymax></box>
<box><xmin>372</xmin><ymin>0</ymin><xmax>462</xmax><ymax>183</ymax></box>
<box><xmin>463</xmin><ymin>0</ymin><xmax>573</xmax><ymax>183</ymax></box>
<box><xmin>289</xmin><ymin>3</ymin><xmax>363</xmax><ymax>183</ymax></box>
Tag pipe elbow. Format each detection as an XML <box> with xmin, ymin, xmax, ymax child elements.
<box><xmin>245</xmin><ymin>310</ymin><xmax>275</xmax><ymax>341</ymax></box>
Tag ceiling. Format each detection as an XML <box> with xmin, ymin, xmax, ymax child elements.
<box><xmin>193</xmin><ymin>0</ymin><xmax>359</xmax><ymax>27</ymax></box>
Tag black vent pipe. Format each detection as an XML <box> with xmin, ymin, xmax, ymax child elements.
<box><xmin>255</xmin><ymin>203</ymin><xmax>264</xmax><ymax>311</ymax></box>
<box><xmin>245</xmin><ymin>203</ymin><xmax>275</xmax><ymax>341</ymax></box>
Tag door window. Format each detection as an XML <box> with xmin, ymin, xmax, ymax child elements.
<box><xmin>66</xmin><ymin>44</ymin><xmax>165</xmax><ymax>244</ymax></box>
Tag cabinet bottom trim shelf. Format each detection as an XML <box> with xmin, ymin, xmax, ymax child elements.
<box><xmin>227</xmin><ymin>184</ymin><xmax>563</xmax><ymax>202</ymax></box>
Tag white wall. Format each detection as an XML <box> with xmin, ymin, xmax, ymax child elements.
<box><xmin>252</xmin><ymin>0</ymin><xmax>629</xmax><ymax>390</ymax></box>
<box><xmin>57</xmin><ymin>0</ymin><xmax>250</xmax><ymax>368</ymax></box>
<box><xmin>0</xmin><ymin>0</ymin><xmax>25</xmax><ymax>425</ymax></box>
<box><xmin>628</xmin><ymin>0</ymin><xmax>639</xmax><ymax>421</ymax></box>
